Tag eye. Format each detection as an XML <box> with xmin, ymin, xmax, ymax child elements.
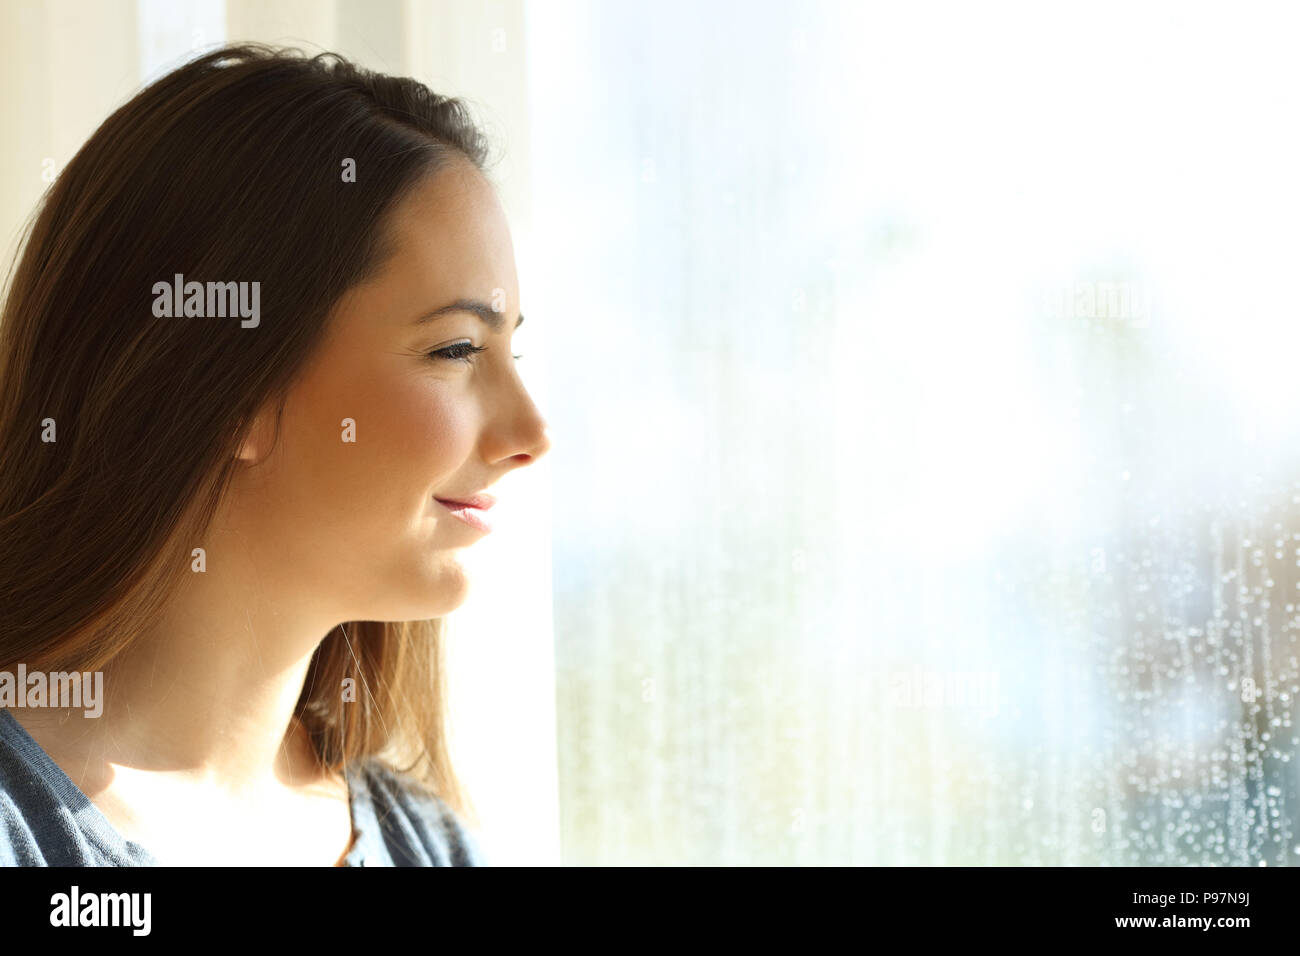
<box><xmin>428</xmin><ymin>341</ymin><xmax>487</xmax><ymax>363</ymax></box>
<box><xmin>426</xmin><ymin>342</ymin><xmax>525</xmax><ymax>364</ymax></box>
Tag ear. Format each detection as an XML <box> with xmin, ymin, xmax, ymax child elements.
<box><xmin>234</xmin><ymin>398</ymin><xmax>281</xmax><ymax>466</ymax></box>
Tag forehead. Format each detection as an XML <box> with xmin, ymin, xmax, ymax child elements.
<box><xmin>369</xmin><ymin>159</ymin><xmax>518</xmax><ymax>312</ymax></box>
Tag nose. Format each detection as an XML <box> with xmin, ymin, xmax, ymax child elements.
<box><xmin>532</xmin><ymin>421</ymin><xmax>553</xmax><ymax>462</ymax></box>
<box><xmin>506</xmin><ymin>420</ymin><xmax>551</xmax><ymax>467</ymax></box>
<box><xmin>488</xmin><ymin>386</ymin><xmax>552</xmax><ymax>469</ymax></box>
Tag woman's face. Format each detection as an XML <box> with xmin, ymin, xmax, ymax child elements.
<box><xmin>229</xmin><ymin>160</ymin><xmax>552</xmax><ymax>622</ymax></box>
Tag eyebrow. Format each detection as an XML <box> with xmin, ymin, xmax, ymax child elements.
<box><xmin>412</xmin><ymin>298</ymin><xmax>524</xmax><ymax>332</ymax></box>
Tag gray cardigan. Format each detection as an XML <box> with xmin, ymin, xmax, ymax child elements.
<box><xmin>0</xmin><ymin>708</ymin><xmax>485</xmax><ymax>866</ymax></box>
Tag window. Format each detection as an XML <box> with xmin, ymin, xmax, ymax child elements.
<box><xmin>528</xmin><ymin>0</ymin><xmax>1300</xmax><ymax>864</ymax></box>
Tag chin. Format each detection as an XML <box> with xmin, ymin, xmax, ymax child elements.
<box><xmin>413</xmin><ymin>558</ymin><xmax>474</xmax><ymax>618</ymax></box>
<box><xmin>354</xmin><ymin>555</ymin><xmax>473</xmax><ymax>621</ymax></box>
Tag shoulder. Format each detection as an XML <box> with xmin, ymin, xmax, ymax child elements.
<box><xmin>0</xmin><ymin>717</ymin><xmax>59</xmax><ymax>865</ymax></box>
<box><xmin>348</xmin><ymin>757</ymin><xmax>488</xmax><ymax>866</ymax></box>
<box><xmin>0</xmin><ymin>715</ymin><xmax>154</xmax><ymax>866</ymax></box>
<box><xmin>0</xmin><ymin>780</ymin><xmax>43</xmax><ymax>866</ymax></box>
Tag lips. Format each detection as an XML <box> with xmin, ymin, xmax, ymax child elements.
<box><xmin>433</xmin><ymin>492</ymin><xmax>496</xmax><ymax>511</ymax></box>
<box><xmin>434</xmin><ymin>493</ymin><xmax>495</xmax><ymax>534</ymax></box>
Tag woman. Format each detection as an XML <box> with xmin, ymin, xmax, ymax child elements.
<box><xmin>0</xmin><ymin>43</ymin><xmax>550</xmax><ymax>866</ymax></box>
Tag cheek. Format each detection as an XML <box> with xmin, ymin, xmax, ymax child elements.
<box><xmin>274</xmin><ymin>366</ymin><xmax>476</xmax><ymax>531</ymax></box>
<box><xmin>377</xmin><ymin>379</ymin><xmax>476</xmax><ymax>492</ymax></box>
<box><xmin>340</xmin><ymin>375</ymin><xmax>479</xmax><ymax>516</ymax></box>
<box><xmin>250</xmin><ymin>365</ymin><xmax>479</xmax><ymax>609</ymax></box>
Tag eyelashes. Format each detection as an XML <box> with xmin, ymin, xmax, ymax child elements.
<box><xmin>430</xmin><ymin>342</ymin><xmax>487</xmax><ymax>363</ymax></box>
<box><xmin>428</xmin><ymin>342</ymin><xmax>524</xmax><ymax>364</ymax></box>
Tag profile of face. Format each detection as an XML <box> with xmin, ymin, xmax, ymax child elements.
<box><xmin>224</xmin><ymin>159</ymin><xmax>552</xmax><ymax>624</ymax></box>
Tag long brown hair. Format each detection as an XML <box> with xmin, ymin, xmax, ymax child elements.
<box><xmin>0</xmin><ymin>43</ymin><xmax>496</xmax><ymax>823</ymax></box>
